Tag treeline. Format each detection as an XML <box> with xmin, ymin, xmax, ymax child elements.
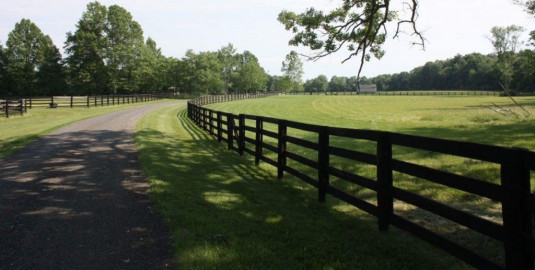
<box><xmin>0</xmin><ymin>2</ymin><xmax>270</xmax><ymax>98</ymax></box>
<box><xmin>303</xmin><ymin>52</ymin><xmax>535</xmax><ymax>93</ymax></box>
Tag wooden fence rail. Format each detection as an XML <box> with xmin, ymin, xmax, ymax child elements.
<box><xmin>0</xmin><ymin>99</ymin><xmax>27</xmax><ymax>118</ymax></box>
<box><xmin>26</xmin><ymin>93</ymin><xmax>164</xmax><ymax>109</ymax></box>
<box><xmin>287</xmin><ymin>90</ymin><xmax>500</xmax><ymax>96</ymax></box>
<box><xmin>187</xmin><ymin>94</ymin><xmax>535</xmax><ymax>270</ymax></box>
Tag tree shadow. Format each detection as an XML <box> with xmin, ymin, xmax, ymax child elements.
<box><xmin>136</xmin><ymin>108</ymin><xmax>474</xmax><ymax>269</ymax></box>
<box><xmin>0</xmin><ymin>129</ymin><xmax>172</xmax><ymax>269</ymax></box>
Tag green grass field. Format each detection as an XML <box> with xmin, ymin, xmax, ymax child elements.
<box><xmin>0</xmin><ymin>100</ymin><xmax>171</xmax><ymax>159</ymax></box>
<box><xmin>136</xmin><ymin>95</ymin><xmax>535</xmax><ymax>269</ymax></box>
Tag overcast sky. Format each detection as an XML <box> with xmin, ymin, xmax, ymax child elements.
<box><xmin>0</xmin><ymin>0</ymin><xmax>533</xmax><ymax>80</ymax></box>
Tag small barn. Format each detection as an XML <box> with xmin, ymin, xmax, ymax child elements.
<box><xmin>360</xmin><ymin>84</ymin><xmax>377</xmax><ymax>93</ymax></box>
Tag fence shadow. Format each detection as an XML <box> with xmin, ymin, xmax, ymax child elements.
<box><xmin>136</xmin><ymin>108</ymin><xmax>471</xmax><ymax>269</ymax></box>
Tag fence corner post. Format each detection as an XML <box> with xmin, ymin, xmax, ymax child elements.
<box><xmin>238</xmin><ymin>114</ymin><xmax>245</xmax><ymax>156</ymax></box>
<box><xmin>318</xmin><ymin>126</ymin><xmax>330</xmax><ymax>203</ymax></box>
<box><xmin>501</xmin><ymin>148</ymin><xmax>533</xmax><ymax>270</ymax></box>
<box><xmin>227</xmin><ymin>114</ymin><xmax>234</xmax><ymax>151</ymax></box>
<box><xmin>277</xmin><ymin>120</ymin><xmax>287</xmax><ymax>179</ymax></box>
<box><xmin>255</xmin><ymin>117</ymin><xmax>263</xmax><ymax>165</ymax></box>
<box><xmin>217</xmin><ymin>112</ymin><xmax>222</xmax><ymax>142</ymax></box>
<box><xmin>377</xmin><ymin>132</ymin><xmax>393</xmax><ymax>232</ymax></box>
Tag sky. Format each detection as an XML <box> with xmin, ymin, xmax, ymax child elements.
<box><xmin>0</xmin><ymin>0</ymin><xmax>533</xmax><ymax>80</ymax></box>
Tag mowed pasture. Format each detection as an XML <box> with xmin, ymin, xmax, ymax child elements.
<box><xmin>136</xmin><ymin>95</ymin><xmax>534</xmax><ymax>269</ymax></box>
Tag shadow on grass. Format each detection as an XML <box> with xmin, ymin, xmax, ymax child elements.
<box><xmin>137</xmin><ymin>108</ymin><xmax>473</xmax><ymax>269</ymax></box>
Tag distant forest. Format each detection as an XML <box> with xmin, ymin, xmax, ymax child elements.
<box><xmin>304</xmin><ymin>51</ymin><xmax>535</xmax><ymax>93</ymax></box>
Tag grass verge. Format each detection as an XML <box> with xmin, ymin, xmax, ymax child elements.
<box><xmin>135</xmin><ymin>104</ymin><xmax>471</xmax><ymax>269</ymax></box>
<box><xmin>0</xmin><ymin>100</ymin><xmax>171</xmax><ymax>159</ymax></box>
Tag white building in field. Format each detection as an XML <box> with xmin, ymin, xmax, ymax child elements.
<box><xmin>360</xmin><ymin>84</ymin><xmax>377</xmax><ymax>93</ymax></box>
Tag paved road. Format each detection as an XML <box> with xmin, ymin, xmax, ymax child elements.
<box><xmin>0</xmin><ymin>102</ymin><xmax>182</xmax><ymax>269</ymax></box>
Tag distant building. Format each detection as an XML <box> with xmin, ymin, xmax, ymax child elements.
<box><xmin>360</xmin><ymin>84</ymin><xmax>377</xmax><ymax>93</ymax></box>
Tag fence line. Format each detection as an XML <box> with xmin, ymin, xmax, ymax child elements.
<box><xmin>0</xmin><ymin>99</ymin><xmax>27</xmax><ymax>118</ymax></box>
<box><xmin>187</xmin><ymin>94</ymin><xmax>535</xmax><ymax>270</ymax></box>
<box><xmin>286</xmin><ymin>90</ymin><xmax>500</xmax><ymax>96</ymax></box>
<box><xmin>1</xmin><ymin>93</ymin><xmax>165</xmax><ymax>118</ymax></box>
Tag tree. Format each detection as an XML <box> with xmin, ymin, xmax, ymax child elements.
<box><xmin>106</xmin><ymin>4</ymin><xmax>145</xmax><ymax>93</ymax></box>
<box><xmin>304</xmin><ymin>75</ymin><xmax>328</xmax><ymax>92</ymax></box>
<box><xmin>0</xmin><ymin>43</ymin><xmax>6</xmax><ymax>97</ymax></box>
<box><xmin>37</xmin><ymin>37</ymin><xmax>67</xmax><ymax>95</ymax></box>
<box><xmin>181</xmin><ymin>50</ymin><xmax>225</xmax><ymax>95</ymax></box>
<box><xmin>232</xmin><ymin>51</ymin><xmax>268</xmax><ymax>93</ymax></box>
<box><xmin>217</xmin><ymin>43</ymin><xmax>239</xmax><ymax>93</ymax></box>
<box><xmin>5</xmin><ymin>19</ymin><xmax>62</xmax><ymax>96</ymax></box>
<box><xmin>65</xmin><ymin>2</ymin><xmax>151</xmax><ymax>95</ymax></box>
<box><xmin>278</xmin><ymin>0</ymin><xmax>424</xmax><ymax>80</ymax></box>
<box><xmin>65</xmin><ymin>1</ymin><xmax>109</xmax><ymax>95</ymax></box>
<box><xmin>328</xmin><ymin>76</ymin><xmax>347</xmax><ymax>92</ymax></box>
<box><xmin>488</xmin><ymin>25</ymin><xmax>525</xmax><ymax>91</ymax></box>
<box><xmin>281</xmin><ymin>51</ymin><xmax>304</xmax><ymax>91</ymax></box>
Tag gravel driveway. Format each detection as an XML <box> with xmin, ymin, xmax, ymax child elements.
<box><xmin>0</xmin><ymin>101</ymin><xmax>182</xmax><ymax>269</ymax></box>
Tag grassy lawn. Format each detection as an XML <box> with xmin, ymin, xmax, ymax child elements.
<box><xmin>0</xmin><ymin>100</ymin><xmax>171</xmax><ymax>159</ymax></box>
<box><xmin>136</xmin><ymin>103</ymin><xmax>476</xmax><ymax>269</ymax></box>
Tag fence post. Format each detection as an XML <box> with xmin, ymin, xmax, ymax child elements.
<box><xmin>217</xmin><ymin>112</ymin><xmax>222</xmax><ymax>142</ymax></box>
<box><xmin>5</xmin><ymin>100</ymin><xmax>9</xmax><ymax>118</ymax></box>
<box><xmin>87</xmin><ymin>96</ymin><xmax>90</xmax><ymax>107</ymax></box>
<box><xmin>227</xmin><ymin>114</ymin><xmax>234</xmax><ymax>150</ymax></box>
<box><xmin>29</xmin><ymin>96</ymin><xmax>32</xmax><ymax>109</ymax></box>
<box><xmin>19</xmin><ymin>100</ymin><xmax>23</xmax><ymax>115</ymax></box>
<box><xmin>238</xmin><ymin>114</ymin><xmax>245</xmax><ymax>156</ymax></box>
<box><xmin>255</xmin><ymin>117</ymin><xmax>263</xmax><ymax>165</ymax></box>
<box><xmin>277</xmin><ymin>120</ymin><xmax>287</xmax><ymax>179</ymax></box>
<box><xmin>318</xmin><ymin>126</ymin><xmax>330</xmax><ymax>203</ymax></box>
<box><xmin>377</xmin><ymin>132</ymin><xmax>393</xmax><ymax>232</ymax></box>
<box><xmin>501</xmin><ymin>149</ymin><xmax>533</xmax><ymax>270</ymax></box>
<box><xmin>209</xmin><ymin>110</ymin><xmax>214</xmax><ymax>135</ymax></box>
<box><xmin>94</xmin><ymin>95</ymin><xmax>97</xmax><ymax>107</ymax></box>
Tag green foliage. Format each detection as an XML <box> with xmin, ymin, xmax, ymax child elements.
<box><xmin>4</xmin><ymin>19</ymin><xmax>65</xmax><ymax>97</ymax></box>
<box><xmin>278</xmin><ymin>0</ymin><xmax>423</xmax><ymax>79</ymax></box>
<box><xmin>328</xmin><ymin>75</ymin><xmax>347</xmax><ymax>92</ymax></box>
<box><xmin>304</xmin><ymin>75</ymin><xmax>328</xmax><ymax>92</ymax></box>
<box><xmin>281</xmin><ymin>51</ymin><xmax>303</xmax><ymax>91</ymax></box>
<box><xmin>488</xmin><ymin>25</ymin><xmax>525</xmax><ymax>91</ymax></box>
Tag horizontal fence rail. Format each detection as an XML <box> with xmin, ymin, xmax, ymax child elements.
<box><xmin>286</xmin><ymin>90</ymin><xmax>500</xmax><ymax>96</ymax></box>
<box><xmin>187</xmin><ymin>93</ymin><xmax>535</xmax><ymax>270</ymax></box>
<box><xmin>26</xmin><ymin>93</ymin><xmax>164</xmax><ymax>109</ymax></box>
<box><xmin>1</xmin><ymin>94</ymin><xmax>165</xmax><ymax>118</ymax></box>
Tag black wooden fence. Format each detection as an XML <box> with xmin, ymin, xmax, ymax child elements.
<box><xmin>187</xmin><ymin>94</ymin><xmax>535</xmax><ymax>270</ymax></box>
<box><xmin>0</xmin><ymin>99</ymin><xmax>27</xmax><ymax>118</ymax></box>
<box><xmin>26</xmin><ymin>93</ymin><xmax>164</xmax><ymax>109</ymax></box>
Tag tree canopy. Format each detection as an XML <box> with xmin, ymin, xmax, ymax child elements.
<box><xmin>278</xmin><ymin>0</ymin><xmax>425</xmax><ymax>81</ymax></box>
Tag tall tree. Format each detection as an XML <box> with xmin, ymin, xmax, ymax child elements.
<box><xmin>0</xmin><ymin>43</ymin><xmax>6</xmax><ymax>97</ymax></box>
<box><xmin>217</xmin><ymin>43</ymin><xmax>238</xmax><ymax>93</ymax></box>
<box><xmin>106</xmin><ymin>4</ymin><xmax>145</xmax><ymax>93</ymax></box>
<box><xmin>37</xmin><ymin>36</ymin><xmax>67</xmax><ymax>95</ymax></box>
<box><xmin>278</xmin><ymin>0</ymin><xmax>424</xmax><ymax>80</ymax></box>
<box><xmin>65</xmin><ymin>2</ymin><xmax>149</xmax><ymax>95</ymax></box>
<box><xmin>5</xmin><ymin>19</ymin><xmax>62</xmax><ymax>96</ymax></box>
<box><xmin>304</xmin><ymin>75</ymin><xmax>329</xmax><ymax>93</ymax></box>
<box><xmin>488</xmin><ymin>25</ymin><xmax>525</xmax><ymax>91</ymax></box>
<box><xmin>181</xmin><ymin>50</ymin><xmax>225</xmax><ymax>95</ymax></box>
<box><xmin>65</xmin><ymin>1</ymin><xmax>109</xmax><ymax>95</ymax></box>
<box><xmin>232</xmin><ymin>51</ymin><xmax>268</xmax><ymax>93</ymax></box>
<box><xmin>281</xmin><ymin>51</ymin><xmax>304</xmax><ymax>91</ymax></box>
